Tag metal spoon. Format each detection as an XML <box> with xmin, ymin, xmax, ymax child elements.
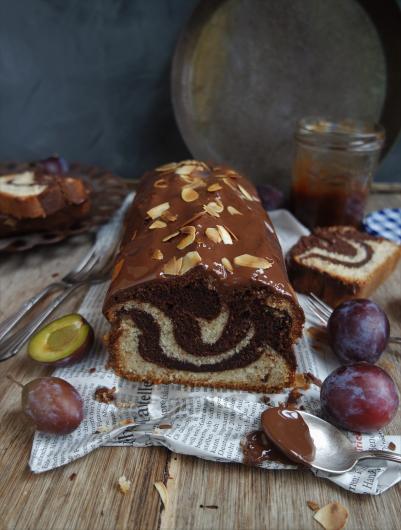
<box><xmin>273</xmin><ymin>410</ymin><xmax>401</xmax><ymax>474</ymax></box>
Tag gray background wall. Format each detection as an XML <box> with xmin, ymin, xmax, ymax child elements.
<box><xmin>0</xmin><ymin>0</ymin><xmax>399</xmax><ymax>182</ymax></box>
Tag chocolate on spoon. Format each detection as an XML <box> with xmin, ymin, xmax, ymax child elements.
<box><xmin>261</xmin><ymin>407</ymin><xmax>316</xmax><ymax>466</ymax></box>
<box><xmin>261</xmin><ymin>407</ymin><xmax>401</xmax><ymax>474</ymax></box>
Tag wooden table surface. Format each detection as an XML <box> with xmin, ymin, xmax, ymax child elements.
<box><xmin>1</xmin><ymin>191</ymin><xmax>401</xmax><ymax>530</ymax></box>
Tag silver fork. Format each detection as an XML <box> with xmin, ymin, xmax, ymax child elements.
<box><xmin>0</xmin><ymin>192</ymin><xmax>133</xmax><ymax>361</ymax></box>
<box><xmin>305</xmin><ymin>293</ymin><xmax>401</xmax><ymax>346</ymax></box>
<box><xmin>0</xmin><ymin>246</ymin><xmax>98</xmax><ymax>342</ymax></box>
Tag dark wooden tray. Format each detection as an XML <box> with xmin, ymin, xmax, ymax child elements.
<box><xmin>0</xmin><ymin>162</ymin><xmax>128</xmax><ymax>253</ymax></box>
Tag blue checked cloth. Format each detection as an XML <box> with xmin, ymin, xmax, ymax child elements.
<box><xmin>363</xmin><ymin>208</ymin><xmax>401</xmax><ymax>243</ymax></box>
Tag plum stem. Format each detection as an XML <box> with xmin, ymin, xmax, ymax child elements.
<box><xmin>6</xmin><ymin>374</ymin><xmax>24</xmax><ymax>388</ymax></box>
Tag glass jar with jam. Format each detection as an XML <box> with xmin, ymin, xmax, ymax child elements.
<box><xmin>290</xmin><ymin>118</ymin><xmax>385</xmax><ymax>229</ymax></box>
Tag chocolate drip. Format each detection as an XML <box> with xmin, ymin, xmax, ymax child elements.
<box><xmin>241</xmin><ymin>430</ymin><xmax>292</xmax><ymax>466</ymax></box>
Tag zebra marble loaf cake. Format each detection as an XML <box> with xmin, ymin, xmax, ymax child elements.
<box><xmin>103</xmin><ymin>161</ymin><xmax>304</xmax><ymax>392</ymax></box>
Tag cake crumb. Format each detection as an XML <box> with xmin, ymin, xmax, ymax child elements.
<box><xmin>94</xmin><ymin>386</ymin><xmax>116</xmax><ymax>404</ymax></box>
<box><xmin>294</xmin><ymin>373</ymin><xmax>310</xmax><ymax>390</ymax></box>
<box><xmin>69</xmin><ymin>473</ymin><xmax>77</xmax><ymax>481</ymax></box>
<box><xmin>260</xmin><ymin>395</ymin><xmax>271</xmax><ymax>405</ymax></box>
<box><xmin>305</xmin><ymin>372</ymin><xmax>323</xmax><ymax>387</ymax></box>
<box><xmin>158</xmin><ymin>422</ymin><xmax>173</xmax><ymax>430</ymax></box>
<box><xmin>307</xmin><ymin>326</ymin><xmax>328</xmax><ymax>344</ymax></box>
<box><xmin>307</xmin><ymin>500</ymin><xmax>320</xmax><ymax>511</ymax></box>
<box><xmin>388</xmin><ymin>442</ymin><xmax>396</xmax><ymax>451</ymax></box>
<box><xmin>120</xmin><ymin>419</ymin><xmax>136</xmax><ymax>426</ymax></box>
<box><xmin>287</xmin><ymin>388</ymin><xmax>303</xmax><ymax>406</ymax></box>
<box><xmin>96</xmin><ymin>425</ymin><xmax>112</xmax><ymax>433</ymax></box>
<box><xmin>51</xmin><ymin>272</ymin><xmax>59</xmax><ymax>278</ymax></box>
<box><xmin>115</xmin><ymin>400</ymin><xmax>137</xmax><ymax>409</ymax></box>
<box><xmin>153</xmin><ymin>423</ymin><xmax>172</xmax><ymax>435</ymax></box>
<box><xmin>88</xmin><ymin>367</ymin><xmax>96</xmax><ymax>374</ymax></box>
<box><xmin>314</xmin><ymin>501</ymin><xmax>349</xmax><ymax>530</ymax></box>
<box><xmin>117</xmin><ymin>476</ymin><xmax>131</xmax><ymax>494</ymax></box>
<box><xmin>154</xmin><ymin>482</ymin><xmax>168</xmax><ymax>509</ymax></box>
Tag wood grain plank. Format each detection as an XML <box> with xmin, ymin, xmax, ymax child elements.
<box><xmin>161</xmin><ymin>455</ymin><xmax>401</xmax><ymax>530</ymax></box>
<box><xmin>0</xmin><ymin>234</ymin><xmax>168</xmax><ymax>530</ymax></box>
<box><xmin>0</xmin><ymin>193</ymin><xmax>400</xmax><ymax>530</ymax></box>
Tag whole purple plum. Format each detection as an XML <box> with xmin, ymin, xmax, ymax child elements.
<box><xmin>22</xmin><ymin>377</ymin><xmax>83</xmax><ymax>434</ymax></box>
<box><xmin>327</xmin><ymin>299</ymin><xmax>390</xmax><ymax>364</ymax></box>
<box><xmin>38</xmin><ymin>155</ymin><xmax>69</xmax><ymax>174</ymax></box>
<box><xmin>256</xmin><ymin>184</ymin><xmax>285</xmax><ymax>211</ymax></box>
<box><xmin>320</xmin><ymin>363</ymin><xmax>399</xmax><ymax>432</ymax></box>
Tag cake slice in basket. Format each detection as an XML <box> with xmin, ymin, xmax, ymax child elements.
<box><xmin>0</xmin><ymin>168</ymin><xmax>91</xmax><ymax>236</ymax></box>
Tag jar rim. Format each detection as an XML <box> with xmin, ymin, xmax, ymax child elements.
<box><xmin>295</xmin><ymin>117</ymin><xmax>385</xmax><ymax>151</ymax></box>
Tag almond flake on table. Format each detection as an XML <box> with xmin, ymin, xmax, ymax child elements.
<box><xmin>306</xmin><ymin>500</ymin><xmax>320</xmax><ymax>511</ymax></box>
<box><xmin>313</xmin><ymin>502</ymin><xmax>349</xmax><ymax>530</ymax></box>
<box><xmin>117</xmin><ymin>476</ymin><xmax>131</xmax><ymax>494</ymax></box>
<box><xmin>154</xmin><ymin>482</ymin><xmax>168</xmax><ymax>509</ymax></box>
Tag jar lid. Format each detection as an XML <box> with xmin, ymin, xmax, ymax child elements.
<box><xmin>295</xmin><ymin>117</ymin><xmax>385</xmax><ymax>152</ymax></box>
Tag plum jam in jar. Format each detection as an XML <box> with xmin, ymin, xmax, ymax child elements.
<box><xmin>290</xmin><ymin>118</ymin><xmax>384</xmax><ymax>229</ymax></box>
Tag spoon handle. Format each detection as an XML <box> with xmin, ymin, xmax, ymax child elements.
<box><xmin>357</xmin><ymin>450</ymin><xmax>401</xmax><ymax>465</ymax></box>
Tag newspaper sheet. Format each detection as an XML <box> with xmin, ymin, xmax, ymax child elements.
<box><xmin>29</xmin><ymin>209</ymin><xmax>401</xmax><ymax>494</ymax></box>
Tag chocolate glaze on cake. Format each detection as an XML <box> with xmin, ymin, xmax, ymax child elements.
<box><xmin>103</xmin><ymin>161</ymin><xmax>304</xmax><ymax>391</ymax></box>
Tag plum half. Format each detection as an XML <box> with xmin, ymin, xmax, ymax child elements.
<box><xmin>27</xmin><ymin>313</ymin><xmax>94</xmax><ymax>366</ymax></box>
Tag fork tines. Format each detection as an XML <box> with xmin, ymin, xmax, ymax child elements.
<box><xmin>305</xmin><ymin>293</ymin><xmax>334</xmax><ymax>325</ymax></box>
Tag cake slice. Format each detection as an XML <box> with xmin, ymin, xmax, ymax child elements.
<box><xmin>0</xmin><ymin>170</ymin><xmax>89</xmax><ymax>219</ymax></box>
<box><xmin>0</xmin><ymin>168</ymin><xmax>91</xmax><ymax>237</ymax></box>
<box><xmin>103</xmin><ymin>160</ymin><xmax>304</xmax><ymax>393</ymax></box>
<box><xmin>287</xmin><ymin>226</ymin><xmax>401</xmax><ymax>306</ymax></box>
